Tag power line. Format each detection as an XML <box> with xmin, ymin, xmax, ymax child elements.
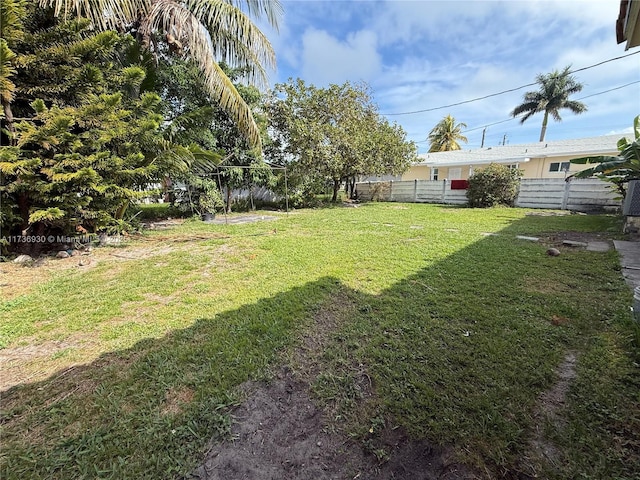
<box><xmin>381</xmin><ymin>50</ymin><xmax>640</xmax><ymax>116</ymax></box>
<box><xmin>575</xmin><ymin>80</ymin><xmax>640</xmax><ymax>100</ymax></box>
<box><xmin>466</xmin><ymin>117</ymin><xmax>517</xmax><ymax>134</ymax></box>
<box><xmin>462</xmin><ymin>80</ymin><xmax>640</xmax><ymax>134</ymax></box>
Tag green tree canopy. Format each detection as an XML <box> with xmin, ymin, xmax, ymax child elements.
<box><xmin>511</xmin><ymin>66</ymin><xmax>587</xmax><ymax>142</ymax></box>
<box><xmin>427</xmin><ymin>114</ymin><xmax>468</xmax><ymax>152</ymax></box>
<box><xmin>266</xmin><ymin>79</ymin><xmax>417</xmax><ymax>202</ymax></box>
<box><xmin>158</xmin><ymin>58</ymin><xmax>273</xmax><ymax>213</ymax></box>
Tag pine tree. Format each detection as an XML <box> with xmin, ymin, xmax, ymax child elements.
<box><xmin>0</xmin><ymin>10</ymin><xmax>169</xmax><ymax>255</ymax></box>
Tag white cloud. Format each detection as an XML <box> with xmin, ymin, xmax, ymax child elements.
<box><xmin>607</xmin><ymin>126</ymin><xmax>634</xmax><ymax>136</ymax></box>
<box><xmin>270</xmin><ymin>0</ymin><xmax>638</xmax><ymax>152</ymax></box>
<box><xmin>300</xmin><ymin>28</ymin><xmax>382</xmax><ymax>85</ymax></box>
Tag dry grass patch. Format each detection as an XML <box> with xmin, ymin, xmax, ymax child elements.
<box><xmin>522</xmin><ymin>276</ymin><xmax>574</xmax><ymax>295</ymax></box>
<box><xmin>161</xmin><ymin>386</ymin><xmax>195</xmax><ymax>416</ymax></box>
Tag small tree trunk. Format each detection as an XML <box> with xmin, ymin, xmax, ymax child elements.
<box><xmin>2</xmin><ymin>99</ymin><xmax>16</xmax><ymax>146</ymax></box>
<box><xmin>348</xmin><ymin>177</ymin><xmax>356</xmax><ymax>198</ymax></box>
<box><xmin>331</xmin><ymin>179</ymin><xmax>340</xmax><ymax>202</ymax></box>
<box><xmin>17</xmin><ymin>192</ymin><xmax>30</xmax><ymax>230</ymax></box>
<box><xmin>225</xmin><ymin>187</ymin><xmax>232</xmax><ymax>213</ymax></box>
<box><xmin>163</xmin><ymin>176</ymin><xmax>173</xmax><ymax>203</ymax></box>
<box><xmin>115</xmin><ymin>201</ymin><xmax>128</xmax><ymax>220</ymax></box>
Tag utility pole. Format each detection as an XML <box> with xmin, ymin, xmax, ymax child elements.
<box><xmin>480</xmin><ymin>127</ymin><xmax>486</xmax><ymax>148</ymax></box>
<box><xmin>502</xmin><ymin>134</ymin><xmax>507</xmax><ymax>146</ymax></box>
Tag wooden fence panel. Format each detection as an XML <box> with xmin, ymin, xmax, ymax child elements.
<box><xmin>356</xmin><ymin>178</ymin><xmax>620</xmax><ymax>211</ymax></box>
<box><xmin>515</xmin><ymin>179</ymin><xmax>565</xmax><ymax>209</ymax></box>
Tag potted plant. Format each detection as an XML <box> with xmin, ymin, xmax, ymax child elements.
<box><xmin>198</xmin><ymin>182</ymin><xmax>223</xmax><ymax>222</ymax></box>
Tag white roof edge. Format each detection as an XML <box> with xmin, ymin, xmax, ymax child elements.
<box><xmin>415</xmin><ymin>157</ymin><xmax>531</xmax><ymax>167</ymax></box>
<box><xmin>413</xmin><ymin>134</ymin><xmax>621</xmax><ymax>167</ymax></box>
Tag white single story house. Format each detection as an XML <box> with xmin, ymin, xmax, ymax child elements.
<box><xmin>402</xmin><ymin>134</ymin><xmax>622</xmax><ymax>182</ymax></box>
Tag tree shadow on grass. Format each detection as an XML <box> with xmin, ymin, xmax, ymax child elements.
<box><xmin>1</xmin><ymin>213</ymin><xmax>636</xmax><ymax>479</ymax></box>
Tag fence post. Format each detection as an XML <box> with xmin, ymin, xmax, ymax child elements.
<box><xmin>413</xmin><ymin>179</ymin><xmax>418</xmax><ymax>202</ymax></box>
<box><xmin>515</xmin><ymin>179</ymin><xmax>523</xmax><ymax>207</ymax></box>
<box><xmin>390</xmin><ymin>181</ymin><xmax>394</xmax><ymax>202</ymax></box>
<box><xmin>441</xmin><ymin>180</ymin><xmax>447</xmax><ymax>203</ymax></box>
<box><xmin>561</xmin><ymin>178</ymin><xmax>571</xmax><ymax>210</ymax></box>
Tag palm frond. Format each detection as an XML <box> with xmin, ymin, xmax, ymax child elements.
<box><xmin>40</xmin><ymin>0</ymin><xmax>144</xmax><ymax>31</ymax></box>
<box><xmin>564</xmin><ymin>100</ymin><xmax>588</xmax><ymax>115</ymax></box>
<box><xmin>142</xmin><ymin>0</ymin><xmax>266</xmax><ymax>148</ymax></box>
<box><xmin>227</xmin><ymin>0</ymin><xmax>281</xmax><ymax>30</ymax></box>
<box><xmin>182</xmin><ymin>0</ymin><xmax>275</xmax><ymax>88</ymax></box>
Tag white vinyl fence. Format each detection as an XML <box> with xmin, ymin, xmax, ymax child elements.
<box><xmin>355</xmin><ymin>178</ymin><xmax>620</xmax><ymax>212</ymax></box>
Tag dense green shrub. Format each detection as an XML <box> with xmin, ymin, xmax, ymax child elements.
<box><xmin>466</xmin><ymin>163</ymin><xmax>522</xmax><ymax>207</ymax></box>
<box><xmin>134</xmin><ymin>203</ymin><xmax>186</xmax><ymax>220</ymax></box>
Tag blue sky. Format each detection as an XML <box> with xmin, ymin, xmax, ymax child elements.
<box><xmin>256</xmin><ymin>0</ymin><xmax>640</xmax><ymax>153</ymax></box>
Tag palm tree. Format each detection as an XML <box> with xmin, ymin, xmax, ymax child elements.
<box><xmin>428</xmin><ymin>114</ymin><xmax>467</xmax><ymax>152</ymax></box>
<box><xmin>511</xmin><ymin>66</ymin><xmax>587</xmax><ymax>142</ymax></box>
<box><xmin>39</xmin><ymin>0</ymin><xmax>282</xmax><ymax>152</ymax></box>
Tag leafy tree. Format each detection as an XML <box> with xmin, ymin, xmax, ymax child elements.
<box><xmin>41</xmin><ymin>0</ymin><xmax>282</xmax><ymax>151</ymax></box>
<box><xmin>428</xmin><ymin>114</ymin><xmax>467</xmax><ymax>152</ymax></box>
<box><xmin>266</xmin><ymin>79</ymin><xmax>416</xmax><ymax>202</ymax></box>
<box><xmin>511</xmin><ymin>66</ymin><xmax>587</xmax><ymax>142</ymax></box>
<box><xmin>569</xmin><ymin>115</ymin><xmax>640</xmax><ymax>197</ymax></box>
<box><xmin>466</xmin><ymin>163</ymin><xmax>522</xmax><ymax>208</ymax></box>
<box><xmin>158</xmin><ymin>58</ymin><xmax>273</xmax><ymax>212</ymax></box>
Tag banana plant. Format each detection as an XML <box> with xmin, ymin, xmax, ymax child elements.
<box><xmin>569</xmin><ymin>115</ymin><xmax>640</xmax><ymax>198</ymax></box>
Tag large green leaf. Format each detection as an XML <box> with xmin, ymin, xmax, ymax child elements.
<box><xmin>568</xmin><ymin>116</ymin><xmax>640</xmax><ymax>189</ymax></box>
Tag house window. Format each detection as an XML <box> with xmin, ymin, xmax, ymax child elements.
<box><xmin>431</xmin><ymin>168</ymin><xmax>439</xmax><ymax>181</ymax></box>
<box><xmin>507</xmin><ymin>164</ymin><xmax>518</xmax><ymax>170</ymax></box>
<box><xmin>448</xmin><ymin>167</ymin><xmax>462</xmax><ymax>180</ymax></box>
<box><xmin>549</xmin><ymin>162</ymin><xmax>570</xmax><ymax>173</ymax></box>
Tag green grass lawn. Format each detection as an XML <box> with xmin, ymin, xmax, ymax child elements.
<box><xmin>1</xmin><ymin>204</ymin><xmax>638</xmax><ymax>479</ymax></box>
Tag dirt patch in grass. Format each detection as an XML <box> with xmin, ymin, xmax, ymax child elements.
<box><xmin>0</xmin><ymin>238</ymin><xmax>240</xmax><ymax>391</ymax></box>
<box><xmin>188</xmin><ymin>292</ymin><xmax>477</xmax><ymax>480</ymax></box>
<box><xmin>519</xmin><ymin>351</ymin><xmax>578</xmax><ymax>478</ymax></box>
<box><xmin>105</xmin><ymin>244</ymin><xmax>177</xmax><ymax>261</ymax></box>
<box><xmin>0</xmin><ymin>255</ymin><xmax>91</xmax><ymax>301</ymax></box>
<box><xmin>0</xmin><ymin>231</ymin><xmax>232</xmax><ymax>301</ymax></box>
<box><xmin>189</xmin><ymin>369</ymin><xmax>476</xmax><ymax>480</ymax></box>
<box><xmin>0</xmin><ymin>241</ymin><xmax>178</xmax><ymax>301</ymax></box>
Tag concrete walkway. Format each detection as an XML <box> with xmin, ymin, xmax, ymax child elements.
<box><xmin>614</xmin><ymin>240</ymin><xmax>640</xmax><ymax>292</ymax></box>
<box><xmin>586</xmin><ymin>241</ymin><xmax>611</xmax><ymax>252</ymax></box>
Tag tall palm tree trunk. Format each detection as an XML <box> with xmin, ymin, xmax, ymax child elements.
<box><xmin>539</xmin><ymin>110</ymin><xmax>549</xmax><ymax>142</ymax></box>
